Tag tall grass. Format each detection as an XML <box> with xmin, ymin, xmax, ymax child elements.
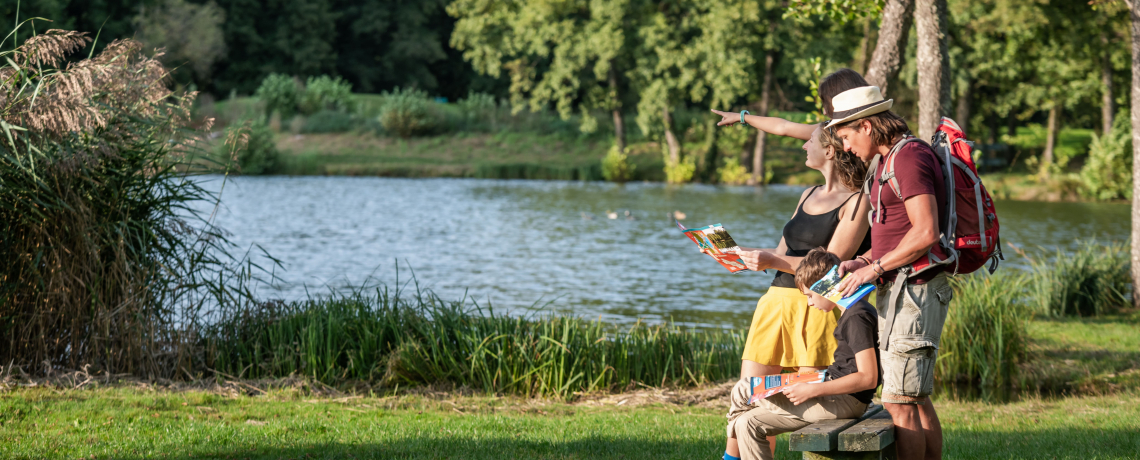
<box><xmin>0</xmin><ymin>25</ymin><xmax>252</xmax><ymax>377</ymax></box>
<box><xmin>937</xmin><ymin>273</ymin><xmax>1031</xmax><ymax>388</ymax></box>
<box><xmin>207</xmin><ymin>282</ymin><xmax>744</xmax><ymax>398</ymax></box>
<box><xmin>1027</xmin><ymin>241</ymin><xmax>1131</xmax><ymax>317</ymax></box>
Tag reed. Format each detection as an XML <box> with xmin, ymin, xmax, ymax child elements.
<box><xmin>206</xmin><ymin>282</ymin><xmax>745</xmax><ymax>398</ymax></box>
<box><xmin>1026</xmin><ymin>240</ymin><xmax>1131</xmax><ymax>317</ymax></box>
<box><xmin>0</xmin><ymin>24</ymin><xmax>249</xmax><ymax>377</ymax></box>
<box><xmin>936</xmin><ymin>272</ymin><xmax>1031</xmax><ymax>388</ymax></box>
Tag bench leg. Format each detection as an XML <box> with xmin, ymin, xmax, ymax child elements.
<box><xmin>802</xmin><ymin>444</ymin><xmax>896</xmax><ymax>460</ymax></box>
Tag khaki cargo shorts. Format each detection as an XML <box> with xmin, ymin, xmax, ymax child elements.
<box><xmin>876</xmin><ymin>272</ymin><xmax>952</xmax><ymax>405</ymax></box>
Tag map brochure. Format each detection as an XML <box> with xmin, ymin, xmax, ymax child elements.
<box><xmin>676</xmin><ymin>221</ymin><xmax>749</xmax><ymax>273</ymax></box>
<box><xmin>748</xmin><ymin>370</ymin><xmax>828</xmax><ymax>404</ymax></box>
<box><xmin>808</xmin><ymin>265</ymin><xmax>876</xmax><ymax>309</ymax></box>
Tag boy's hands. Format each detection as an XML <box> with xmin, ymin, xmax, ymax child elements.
<box><xmin>783</xmin><ymin>383</ymin><xmax>821</xmax><ymax>406</ymax></box>
<box><xmin>711</xmin><ymin>109</ymin><xmax>740</xmax><ymax>127</ymax></box>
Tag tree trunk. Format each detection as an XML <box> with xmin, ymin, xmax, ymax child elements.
<box><xmin>1041</xmin><ymin>104</ymin><xmax>1058</xmax><ymax>177</ymax></box>
<box><xmin>865</xmin><ymin>0</ymin><xmax>914</xmax><ymax>96</ymax></box>
<box><xmin>663</xmin><ymin>106</ymin><xmax>680</xmax><ymax>165</ymax></box>
<box><xmin>702</xmin><ymin>118</ymin><xmax>719</xmax><ymax>182</ymax></box>
<box><xmin>915</xmin><ymin>0</ymin><xmax>952</xmax><ymax>141</ymax></box>
<box><xmin>751</xmin><ymin>51</ymin><xmax>775</xmax><ymax>186</ymax></box>
<box><xmin>956</xmin><ymin>80</ymin><xmax>971</xmax><ymax>136</ymax></box>
<box><xmin>1130</xmin><ymin>0</ymin><xmax>1140</xmax><ymax>309</ymax></box>
<box><xmin>1103</xmin><ymin>33</ymin><xmax>1114</xmax><ymax>136</ymax></box>
<box><xmin>855</xmin><ymin>18</ymin><xmax>876</xmax><ymax>75</ymax></box>
<box><xmin>608</xmin><ymin>63</ymin><xmax>626</xmax><ymax>152</ymax></box>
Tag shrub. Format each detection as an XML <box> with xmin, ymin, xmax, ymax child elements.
<box><xmin>663</xmin><ymin>153</ymin><xmax>696</xmax><ymax>184</ymax></box>
<box><xmin>1080</xmin><ymin>112</ymin><xmax>1132</xmax><ymax>201</ymax></box>
<box><xmin>601</xmin><ymin>146</ymin><xmax>635</xmax><ymax>182</ymax></box>
<box><xmin>1027</xmin><ymin>240</ymin><xmax>1131</xmax><ymax>317</ymax></box>
<box><xmin>717</xmin><ymin>157</ymin><xmax>750</xmax><ymax>185</ymax></box>
<box><xmin>937</xmin><ymin>272</ymin><xmax>1031</xmax><ymax>388</ymax></box>
<box><xmin>302</xmin><ymin>110</ymin><xmax>359</xmax><ymax>133</ymax></box>
<box><xmin>300</xmin><ymin>75</ymin><xmax>353</xmax><ymax>115</ymax></box>
<box><xmin>378</xmin><ymin>87</ymin><xmax>436</xmax><ymax>138</ymax></box>
<box><xmin>218</xmin><ymin>121</ymin><xmax>279</xmax><ymax>175</ymax></box>
<box><xmin>457</xmin><ymin>91</ymin><xmax>498</xmax><ymax>132</ymax></box>
<box><xmin>255</xmin><ymin>73</ymin><xmax>301</xmax><ymax>119</ymax></box>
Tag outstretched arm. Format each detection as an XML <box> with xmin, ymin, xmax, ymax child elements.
<box><xmin>711</xmin><ymin>109</ymin><xmax>816</xmax><ymax>140</ymax></box>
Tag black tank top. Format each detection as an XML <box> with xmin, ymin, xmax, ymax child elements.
<box><xmin>771</xmin><ymin>186</ymin><xmax>873</xmax><ymax>289</ymax></box>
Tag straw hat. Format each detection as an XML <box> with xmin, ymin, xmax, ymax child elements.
<box><xmin>825</xmin><ymin>86</ymin><xmax>894</xmax><ymax>128</ymax></box>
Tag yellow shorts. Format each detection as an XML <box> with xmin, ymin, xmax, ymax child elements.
<box><xmin>741</xmin><ymin>286</ymin><xmax>840</xmax><ymax>368</ymax></box>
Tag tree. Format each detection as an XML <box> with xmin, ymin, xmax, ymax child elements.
<box><xmin>1130</xmin><ymin>0</ymin><xmax>1140</xmax><ymax>309</ymax></box>
<box><xmin>448</xmin><ymin>0</ymin><xmax>636</xmax><ymax>147</ymax></box>
<box><xmin>134</xmin><ymin>0</ymin><xmax>227</xmax><ymax>85</ymax></box>
<box><xmin>915</xmin><ymin>0</ymin><xmax>951</xmax><ymax>140</ymax></box>
<box><xmin>865</xmin><ymin>0</ymin><xmax>914</xmax><ymax>96</ymax></box>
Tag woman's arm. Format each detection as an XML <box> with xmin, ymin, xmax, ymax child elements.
<box><xmin>782</xmin><ymin>348</ymin><xmax>878</xmax><ymax>405</ymax></box>
<box><xmin>711</xmin><ymin>109</ymin><xmax>816</xmax><ymax>140</ymax></box>
<box><xmin>728</xmin><ymin>187</ymin><xmax>807</xmax><ymax>272</ymax></box>
<box><xmin>824</xmin><ymin>194</ymin><xmax>872</xmax><ymax>261</ymax></box>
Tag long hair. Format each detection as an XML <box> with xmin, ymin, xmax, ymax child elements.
<box><xmin>834</xmin><ymin>111</ymin><xmax>911</xmax><ymax>148</ymax></box>
<box><xmin>819</xmin><ymin>69</ymin><xmax>870</xmax><ymax>118</ymax></box>
<box><xmin>818</xmin><ymin>122</ymin><xmax>869</xmax><ymax>192</ymax></box>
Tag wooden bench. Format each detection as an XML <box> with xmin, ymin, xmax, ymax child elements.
<box><xmin>788</xmin><ymin>404</ymin><xmax>896</xmax><ymax>460</ymax></box>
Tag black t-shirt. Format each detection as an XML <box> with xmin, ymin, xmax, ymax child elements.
<box><xmin>826</xmin><ymin>300</ymin><xmax>881</xmax><ymax>404</ymax></box>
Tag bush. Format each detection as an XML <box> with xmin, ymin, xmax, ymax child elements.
<box><xmin>937</xmin><ymin>272</ymin><xmax>1031</xmax><ymax>388</ymax></box>
<box><xmin>717</xmin><ymin>157</ymin><xmax>750</xmax><ymax>185</ymax></box>
<box><xmin>1027</xmin><ymin>240</ymin><xmax>1131</xmax><ymax>317</ymax></box>
<box><xmin>218</xmin><ymin>121</ymin><xmax>279</xmax><ymax>175</ymax></box>
<box><xmin>601</xmin><ymin>146</ymin><xmax>635</xmax><ymax>182</ymax></box>
<box><xmin>1080</xmin><ymin>113</ymin><xmax>1132</xmax><ymax>200</ymax></box>
<box><xmin>456</xmin><ymin>91</ymin><xmax>498</xmax><ymax>132</ymax></box>
<box><xmin>663</xmin><ymin>153</ymin><xmax>696</xmax><ymax>184</ymax></box>
<box><xmin>254</xmin><ymin>73</ymin><xmax>301</xmax><ymax>119</ymax></box>
<box><xmin>302</xmin><ymin>110</ymin><xmax>360</xmax><ymax>133</ymax></box>
<box><xmin>378</xmin><ymin>87</ymin><xmax>436</xmax><ymax>138</ymax></box>
<box><xmin>300</xmin><ymin>75</ymin><xmax>353</xmax><ymax>115</ymax></box>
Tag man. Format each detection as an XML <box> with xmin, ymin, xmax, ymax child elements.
<box><xmin>722</xmin><ymin>248</ymin><xmax>880</xmax><ymax>460</ymax></box>
<box><xmin>830</xmin><ymin>86</ymin><xmax>952</xmax><ymax>460</ymax></box>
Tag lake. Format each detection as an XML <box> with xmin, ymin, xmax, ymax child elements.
<box><xmin>200</xmin><ymin>176</ymin><xmax>1129</xmax><ymax>329</ymax></box>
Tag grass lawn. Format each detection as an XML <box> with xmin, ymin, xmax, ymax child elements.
<box><xmin>2</xmin><ymin>386</ymin><xmax>1138</xmax><ymax>459</ymax></box>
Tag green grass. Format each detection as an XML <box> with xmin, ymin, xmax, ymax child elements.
<box><xmin>2</xmin><ymin>386</ymin><xmax>1139</xmax><ymax>459</ymax></box>
<box><xmin>1023</xmin><ymin>311</ymin><xmax>1140</xmax><ymax>395</ymax></box>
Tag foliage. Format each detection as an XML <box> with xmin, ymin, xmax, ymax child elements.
<box><xmin>133</xmin><ymin>0</ymin><xmax>227</xmax><ymax>83</ymax></box>
<box><xmin>300</xmin><ymin>75</ymin><xmax>353</xmax><ymax>114</ymax></box>
<box><xmin>456</xmin><ymin>91</ymin><xmax>499</xmax><ymax>132</ymax></box>
<box><xmin>1080</xmin><ymin>112</ymin><xmax>1132</xmax><ymax>200</ymax></box>
<box><xmin>378</xmin><ymin>87</ymin><xmax>436</xmax><ymax>138</ymax></box>
<box><xmin>219</xmin><ymin>121</ymin><xmax>280</xmax><ymax>174</ymax></box>
<box><xmin>207</xmin><ymin>282</ymin><xmax>745</xmax><ymax>398</ymax></box>
<box><xmin>783</xmin><ymin>0</ymin><xmax>884</xmax><ymax>23</ymax></box>
<box><xmin>254</xmin><ymin>74</ymin><xmax>301</xmax><ymax>119</ymax></box>
<box><xmin>0</xmin><ymin>27</ymin><xmax>247</xmax><ymax>376</ymax></box>
<box><xmin>1027</xmin><ymin>241</ymin><xmax>1131</xmax><ymax>317</ymax></box>
<box><xmin>938</xmin><ymin>272</ymin><xmax>1031</xmax><ymax>388</ymax></box>
<box><xmin>302</xmin><ymin>110</ymin><xmax>361</xmax><ymax>133</ymax></box>
<box><xmin>803</xmin><ymin>57</ymin><xmax>825</xmax><ymax>123</ymax></box>
<box><xmin>663</xmin><ymin>154</ymin><xmax>697</xmax><ymax>184</ymax></box>
<box><xmin>716</xmin><ymin>157</ymin><xmax>750</xmax><ymax>185</ymax></box>
<box><xmin>601</xmin><ymin>145</ymin><xmax>635</xmax><ymax>182</ymax></box>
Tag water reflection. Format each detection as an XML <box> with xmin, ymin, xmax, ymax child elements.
<box><xmin>198</xmin><ymin>176</ymin><xmax>1129</xmax><ymax>330</ymax></box>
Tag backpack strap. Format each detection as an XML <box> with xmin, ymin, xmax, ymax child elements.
<box><xmin>871</xmin><ymin>136</ymin><xmax>921</xmax><ymax>224</ymax></box>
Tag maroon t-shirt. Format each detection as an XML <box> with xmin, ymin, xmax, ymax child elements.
<box><xmin>869</xmin><ymin>141</ymin><xmax>947</xmax><ymax>284</ymax></box>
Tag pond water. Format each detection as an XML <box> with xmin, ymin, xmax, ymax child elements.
<box><xmin>199</xmin><ymin>176</ymin><xmax>1129</xmax><ymax>330</ymax></box>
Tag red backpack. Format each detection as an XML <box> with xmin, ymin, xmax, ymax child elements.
<box><xmin>869</xmin><ymin>117</ymin><xmax>1002</xmax><ymax>277</ymax></box>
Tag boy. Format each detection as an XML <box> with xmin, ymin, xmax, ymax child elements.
<box><xmin>723</xmin><ymin>247</ymin><xmax>881</xmax><ymax>460</ymax></box>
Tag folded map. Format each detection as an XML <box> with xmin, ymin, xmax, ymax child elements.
<box><xmin>676</xmin><ymin>221</ymin><xmax>748</xmax><ymax>273</ymax></box>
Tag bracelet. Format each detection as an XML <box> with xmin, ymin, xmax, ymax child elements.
<box><xmin>872</xmin><ymin>259</ymin><xmax>885</xmax><ymax>275</ymax></box>
<box><xmin>857</xmin><ymin>256</ymin><xmax>871</xmax><ymax>266</ymax></box>
<box><xmin>740</xmin><ymin>110</ymin><xmax>750</xmax><ymax>125</ymax></box>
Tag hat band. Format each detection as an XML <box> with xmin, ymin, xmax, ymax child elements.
<box><xmin>831</xmin><ymin>100</ymin><xmax>889</xmax><ymax>119</ymax></box>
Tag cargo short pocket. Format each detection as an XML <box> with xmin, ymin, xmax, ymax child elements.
<box><xmin>882</xmin><ymin>342</ymin><xmax>937</xmax><ymax>401</ymax></box>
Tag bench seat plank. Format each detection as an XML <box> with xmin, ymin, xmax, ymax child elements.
<box><xmin>839</xmin><ymin>410</ymin><xmax>895</xmax><ymax>452</ymax></box>
<box><xmin>789</xmin><ymin>404</ymin><xmax>882</xmax><ymax>452</ymax></box>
